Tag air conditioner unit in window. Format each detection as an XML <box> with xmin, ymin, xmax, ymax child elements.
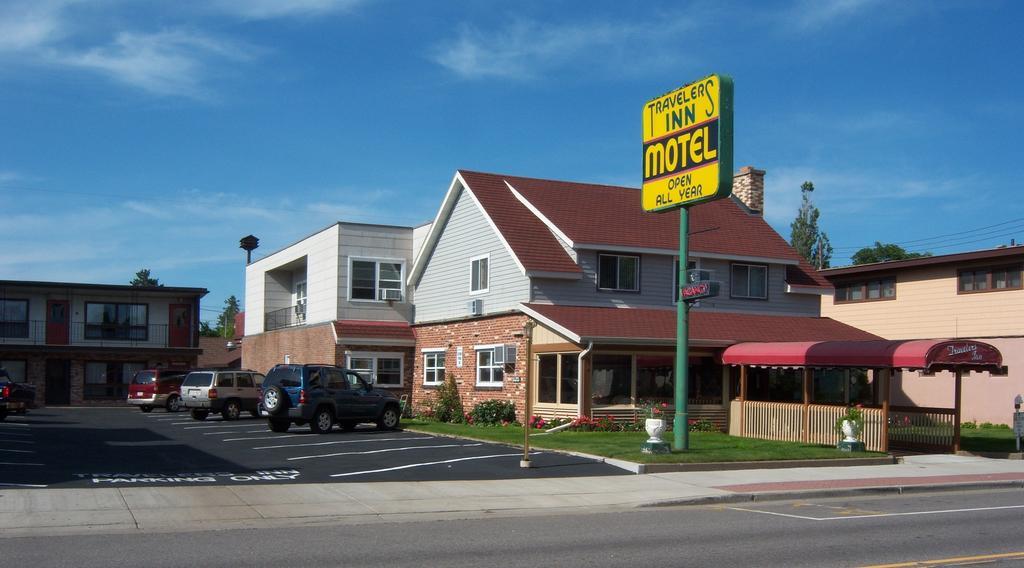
<box><xmin>379</xmin><ymin>288</ymin><xmax>403</xmax><ymax>301</ymax></box>
<box><xmin>468</xmin><ymin>298</ymin><xmax>483</xmax><ymax>316</ymax></box>
<box><xmin>492</xmin><ymin>344</ymin><xmax>517</xmax><ymax>366</ymax></box>
<box><xmin>503</xmin><ymin>344</ymin><xmax>517</xmax><ymax>367</ymax></box>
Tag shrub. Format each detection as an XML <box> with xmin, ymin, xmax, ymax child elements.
<box><xmin>960</xmin><ymin>420</ymin><xmax>977</xmax><ymax>429</ymax></box>
<box><xmin>688</xmin><ymin>418</ymin><xmax>718</xmax><ymax>432</ymax></box>
<box><xmin>431</xmin><ymin>374</ymin><xmax>464</xmax><ymax>423</ymax></box>
<box><xmin>469</xmin><ymin>400</ymin><xmax>517</xmax><ymax>425</ymax></box>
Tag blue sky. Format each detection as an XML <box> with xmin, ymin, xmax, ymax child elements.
<box><xmin>2</xmin><ymin>0</ymin><xmax>1022</xmax><ymax>323</ymax></box>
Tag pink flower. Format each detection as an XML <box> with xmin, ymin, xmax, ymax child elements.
<box><xmin>661</xmin><ymin>402</ymin><xmax>669</xmax><ymax>408</ymax></box>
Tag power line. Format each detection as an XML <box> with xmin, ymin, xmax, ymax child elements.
<box><xmin>833</xmin><ymin>217</ymin><xmax>1024</xmax><ymax>252</ymax></box>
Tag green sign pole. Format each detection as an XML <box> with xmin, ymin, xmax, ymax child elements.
<box><xmin>674</xmin><ymin>206</ymin><xmax>690</xmax><ymax>451</ymax></box>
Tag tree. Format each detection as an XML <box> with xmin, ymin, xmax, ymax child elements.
<box><xmin>851</xmin><ymin>242</ymin><xmax>931</xmax><ymax>265</ymax></box>
<box><xmin>790</xmin><ymin>181</ymin><xmax>833</xmax><ymax>269</ymax></box>
<box><xmin>215</xmin><ymin>295</ymin><xmax>241</xmax><ymax>338</ymax></box>
<box><xmin>130</xmin><ymin>268</ymin><xmax>162</xmax><ymax>287</ymax></box>
<box><xmin>199</xmin><ymin>320</ymin><xmax>219</xmax><ymax>337</ymax></box>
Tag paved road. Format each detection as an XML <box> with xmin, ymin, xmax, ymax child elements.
<box><xmin>3</xmin><ymin>489</ymin><xmax>1024</xmax><ymax>566</ymax></box>
<box><xmin>0</xmin><ymin>407</ymin><xmax>624</xmax><ymax>488</ymax></box>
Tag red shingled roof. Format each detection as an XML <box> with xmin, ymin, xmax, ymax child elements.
<box><xmin>458</xmin><ymin>170</ymin><xmax>581</xmax><ymax>275</ymax></box>
<box><xmin>334</xmin><ymin>320</ymin><xmax>416</xmax><ymax>342</ymax></box>
<box><xmin>522</xmin><ymin>303</ymin><xmax>879</xmax><ymax>344</ymax></box>
<box><xmin>457</xmin><ymin>170</ymin><xmax>824</xmax><ymax>287</ymax></box>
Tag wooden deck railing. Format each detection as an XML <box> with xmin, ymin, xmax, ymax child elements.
<box><xmin>740</xmin><ymin>401</ymin><xmax>885</xmax><ymax>452</ymax></box>
<box><xmin>887</xmin><ymin>406</ymin><xmax>955</xmax><ymax>451</ymax></box>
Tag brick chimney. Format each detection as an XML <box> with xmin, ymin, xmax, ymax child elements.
<box><xmin>732</xmin><ymin>166</ymin><xmax>765</xmax><ymax>215</ymax></box>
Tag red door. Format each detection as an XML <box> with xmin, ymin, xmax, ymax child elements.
<box><xmin>168</xmin><ymin>304</ymin><xmax>191</xmax><ymax>348</ymax></box>
<box><xmin>46</xmin><ymin>300</ymin><xmax>69</xmax><ymax>345</ymax></box>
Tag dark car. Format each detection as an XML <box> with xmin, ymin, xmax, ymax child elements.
<box><xmin>0</xmin><ymin>369</ymin><xmax>36</xmax><ymax>421</ymax></box>
<box><xmin>260</xmin><ymin>364</ymin><xmax>401</xmax><ymax>434</ymax></box>
<box><xmin>126</xmin><ymin>369</ymin><xmax>187</xmax><ymax>413</ymax></box>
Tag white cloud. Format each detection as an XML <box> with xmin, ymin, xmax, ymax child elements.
<box><xmin>0</xmin><ymin>0</ymin><xmax>71</xmax><ymax>52</ymax></box>
<box><xmin>209</xmin><ymin>0</ymin><xmax>363</xmax><ymax>20</ymax></box>
<box><xmin>431</xmin><ymin>17</ymin><xmax>693</xmax><ymax>80</ymax></box>
<box><xmin>787</xmin><ymin>0</ymin><xmax>883</xmax><ymax>31</ymax></box>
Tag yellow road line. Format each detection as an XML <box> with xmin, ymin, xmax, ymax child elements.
<box><xmin>862</xmin><ymin>551</ymin><xmax>1024</xmax><ymax>567</ymax></box>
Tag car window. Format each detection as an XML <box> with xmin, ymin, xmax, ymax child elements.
<box><xmin>182</xmin><ymin>372</ymin><xmax>214</xmax><ymax>387</ymax></box>
<box><xmin>236</xmin><ymin>373</ymin><xmax>254</xmax><ymax>388</ymax></box>
<box><xmin>325</xmin><ymin>368</ymin><xmax>348</xmax><ymax>390</ymax></box>
<box><xmin>345</xmin><ymin>371</ymin><xmax>366</xmax><ymax>389</ymax></box>
<box><xmin>266</xmin><ymin>366</ymin><xmax>300</xmax><ymax>388</ymax></box>
<box><xmin>253</xmin><ymin>373</ymin><xmax>265</xmax><ymax>386</ymax></box>
<box><xmin>216</xmin><ymin>373</ymin><xmax>235</xmax><ymax>388</ymax></box>
<box><xmin>132</xmin><ymin>371</ymin><xmax>156</xmax><ymax>385</ymax></box>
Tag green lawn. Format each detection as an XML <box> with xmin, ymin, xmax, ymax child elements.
<box><xmin>961</xmin><ymin>427</ymin><xmax>1021</xmax><ymax>453</ymax></box>
<box><xmin>402</xmin><ymin>420</ymin><xmax>884</xmax><ymax>464</ymax></box>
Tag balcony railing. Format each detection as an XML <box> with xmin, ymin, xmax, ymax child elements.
<box><xmin>0</xmin><ymin>321</ymin><xmax>195</xmax><ymax>348</ymax></box>
<box><xmin>265</xmin><ymin>304</ymin><xmax>306</xmax><ymax>332</ymax></box>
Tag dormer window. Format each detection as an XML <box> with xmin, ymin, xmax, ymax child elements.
<box><xmin>598</xmin><ymin>253</ymin><xmax>640</xmax><ymax>292</ymax></box>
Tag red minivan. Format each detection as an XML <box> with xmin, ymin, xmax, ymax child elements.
<box><xmin>126</xmin><ymin>369</ymin><xmax>188</xmax><ymax>413</ymax></box>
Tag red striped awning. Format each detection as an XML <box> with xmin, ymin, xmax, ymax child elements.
<box><xmin>721</xmin><ymin>339</ymin><xmax>1002</xmax><ymax>370</ymax></box>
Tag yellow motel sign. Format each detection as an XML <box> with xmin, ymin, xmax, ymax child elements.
<box><xmin>642</xmin><ymin>74</ymin><xmax>733</xmax><ymax>212</ymax></box>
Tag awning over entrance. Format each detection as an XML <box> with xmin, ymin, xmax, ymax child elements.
<box><xmin>721</xmin><ymin>339</ymin><xmax>1003</xmax><ymax>371</ymax></box>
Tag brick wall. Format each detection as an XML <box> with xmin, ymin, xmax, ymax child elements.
<box><xmin>241</xmin><ymin>323</ymin><xmax>338</xmax><ymax>374</ymax></box>
<box><xmin>413</xmin><ymin>313</ymin><xmax>530</xmax><ymax>421</ymax></box>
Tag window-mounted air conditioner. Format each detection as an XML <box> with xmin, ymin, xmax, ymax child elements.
<box><xmin>379</xmin><ymin>288</ymin><xmax>403</xmax><ymax>301</ymax></box>
<box><xmin>468</xmin><ymin>298</ymin><xmax>483</xmax><ymax>316</ymax></box>
<box><xmin>493</xmin><ymin>344</ymin><xmax>517</xmax><ymax>366</ymax></box>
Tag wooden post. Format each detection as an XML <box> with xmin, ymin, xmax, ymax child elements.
<box><xmin>953</xmin><ymin>369</ymin><xmax>962</xmax><ymax>453</ymax></box>
<box><xmin>880</xmin><ymin>369</ymin><xmax>890</xmax><ymax>453</ymax></box>
<box><xmin>739</xmin><ymin>365</ymin><xmax>748</xmax><ymax>436</ymax></box>
<box><xmin>802</xmin><ymin>367</ymin><xmax>811</xmax><ymax>443</ymax></box>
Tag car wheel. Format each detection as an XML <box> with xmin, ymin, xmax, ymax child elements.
<box><xmin>262</xmin><ymin>385</ymin><xmax>287</xmax><ymax>415</ymax></box>
<box><xmin>190</xmin><ymin>409</ymin><xmax>209</xmax><ymax>421</ymax></box>
<box><xmin>377</xmin><ymin>405</ymin><xmax>400</xmax><ymax>431</ymax></box>
<box><xmin>140</xmin><ymin>405</ymin><xmax>153</xmax><ymax>413</ymax></box>
<box><xmin>222</xmin><ymin>400</ymin><xmax>241</xmax><ymax>421</ymax></box>
<box><xmin>166</xmin><ymin>395</ymin><xmax>182</xmax><ymax>413</ymax></box>
<box><xmin>340</xmin><ymin>420</ymin><xmax>357</xmax><ymax>432</ymax></box>
<box><xmin>311</xmin><ymin>407</ymin><xmax>334</xmax><ymax>435</ymax></box>
<box><xmin>269</xmin><ymin>419</ymin><xmax>290</xmax><ymax>433</ymax></box>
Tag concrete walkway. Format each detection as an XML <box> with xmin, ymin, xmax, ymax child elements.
<box><xmin>2</xmin><ymin>455</ymin><xmax>1023</xmax><ymax>537</ymax></box>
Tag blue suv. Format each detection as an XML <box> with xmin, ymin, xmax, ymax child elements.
<box><xmin>260</xmin><ymin>364</ymin><xmax>402</xmax><ymax>434</ymax></box>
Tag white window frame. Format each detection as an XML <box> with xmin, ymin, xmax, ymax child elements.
<box><xmin>293</xmin><ymin>278</ymin><xmax>307</xmax><ymax>321</ymax></box>
<box><xmin>422</xmin><ymin>348</ymin><xmax>446</xmax><ymax>385</ymax></box>
<box><xmin>345</xmin><ymin>351</ymin><xmax>404</xmax><ymax>388</ymax></box>
<box><xmin>469</xmin><ymin>254</ymin><xmax>489</xmax><ymax>295</ymax></box>
<box><xmin>731</xmin><ymin>263</ymin><xmax>768</xmax><ymax>300</ymax></box>
<box><xmin>597</xmin><ymin>253</ymin><xmax>640</xmax><ymax>292</ymax></box>
<box><xmin>672</xmin><ymin>258</ymin><xmax>700</xmax><ymax>303</ymax></box>
<box><xmin>348</xmin><ymin>257</ymin><xmax>406</xmax><ymax>303</ymax></box>
<box><xmin>473</xmin><ymin>344</ymin><xmax>504</xmax><ymax>386</ymax></box>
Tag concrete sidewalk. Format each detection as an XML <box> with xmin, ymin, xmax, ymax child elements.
<box><xmin>2</xmin><ymin>454</ymin><xmax>1023</xmax><ymax>537</ymax></box>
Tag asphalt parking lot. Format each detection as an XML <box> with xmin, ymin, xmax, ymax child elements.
<box><xmin>0</xmin><ymin>407</ymin><xmax>625</xmax><ymax>488</ymax></box>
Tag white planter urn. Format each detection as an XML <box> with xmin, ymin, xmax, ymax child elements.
<box><xmin>840</xmin><ymin>419</ymin><xmax>860</xmax><ymax>443</ymax></box>
<box><xmin>645</xmin><ymin>418</ymin><xmax>666</xmax><ymax>442</ymax></box>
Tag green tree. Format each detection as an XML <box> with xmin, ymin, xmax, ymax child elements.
<box><xmin>790</xmin><ymin>181</ymin><xmax>833</xmax><ymax>269</ymax></box>
<box><xmin>130</xmin><ymin>268</ymin><xmax>162</xmax><ymax>287</ymax></box>
<box><xmin>851</xmin><ymin>242</ymin><xmax>931</xmax><ymax>265</ymax></box>
<box><xmin>199</xmin><ymin>320</ymin><xmax>219</xmax><ymax>337</ymax></box>
<box><xmin>215</xmin><ymin>295</ymin><xmax>241</xmax><ymax>338</ymax></box>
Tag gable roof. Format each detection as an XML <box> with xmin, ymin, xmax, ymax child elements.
<box><xmin>821</xmin><ymin>245</ymin><xmax>1024</xmax><ymax>278</ymax></box>
<box><xmin>521</xmin><ymin>303</ymin><xmax>880</xmax><ymax>346</ymax></box>
<box><xmin>410</xmin><ymin>169</ymin><xmax>825</xmax><ymax>288</ymax></box>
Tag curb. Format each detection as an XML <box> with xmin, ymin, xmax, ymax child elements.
<box><xmin>637</xmin><ymin>479</ymin><xmax>1024</xmax><ymax>508</ymax></box>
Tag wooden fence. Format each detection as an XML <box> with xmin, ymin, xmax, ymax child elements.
<box><xmin>740</xmin><ymin>401</ymin><xmax>885</xmax><ymax>452</ymax></box>
<box><xmin>887</xmin><ymin>406</ymin><xmax>956</xmax><ymax>451</ymax></box>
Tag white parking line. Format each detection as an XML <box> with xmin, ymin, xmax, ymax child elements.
<box><xmin>0</xmin><ymin>482</ymin><xmax>47</xmax><ymax>488</ymax></box>
<box><xmin>253</xmin><ymin>436</ymin><xmax>433</xmax><ymax>450</ymax></box>
<box><xmin>183</xmin><ymin>423</ymin><xmax>263</xmax><ymax>430</ymax></box>
<box><xmin>726</xmin><ymin>504</ymin><xmax>1024</xmax><ymax>522</ymax></box>
<box><xmin>290</xmin><ymin>443</ymin><xmax>481</xmax><ymax>461</ymax></box>
<box><xmin>0</xmin><ymin>448</ymin><xmax>35</xmax><ymax>454</ymax></box>
<box><xmin>204</xmin><ymin>429</ymin><xmax>272</xmax><ymax>435</ymax></box>
<box><xmin>0</xmin><ymin>422</ymin><xmax>30</xmax><ymax>427</ymax></box>
<box><xmin>330</xmin><ymin>452</ymin><xmax>527</xmax><ymax>477</ymax></box>
<box><xmin>221</xmin><ymin>433</ymin><xmax>311</xmax><ymax>441</ymax></box>
<box><xmin>0</xmin><ymin>462</ymin><xmax>44</xmax><ymax>466</ymax></box>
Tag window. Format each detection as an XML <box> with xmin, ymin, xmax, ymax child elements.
<box><xmin>835</xmin><ymin>277</ymin><xmax>896</xmax><ymax>303</ymax></box>
<box><xmin>350</xmin><ymin>259</ymin><xmax>405</xmax><ymax>301</ymax></box>
<box><xmin>0</xmin><ymin>360</ymin><xmax>27</xmax><ymax>382</ymax></box>
<box><xmin>85</xmin><ymin>303</ymin><xmax>148</xmax><ymax>340</ymax></box>
<box><xmin>324</xmin><ymin>368</ymin><xmax>348</xmax><ymax>389</ymax></box>
<box><xmin>216</xmin><ymin>373</ymin><xmax>235</xmax><ymax>387</ymax></box>
<box><xmin>598</xmin><ymin>254</ymin><xmax>640</xmax><ymax>292</ymax></box>
<box><xmin>84</xmin><ymin>362</ymin><xmax>139</xmax><ymax>400</ymax></box>
<box><xmin>0</xmin><ymin>299</ymin><xmax>29</xmax><ymax>338</ymax></box>
<box><xmin>672</xmin><ymin>259</ymin><xmax>700</xmax><ymax>302</ymax></box>
<box><xmin>293</xmin><ymin>280</ymin><xmax>307</xmax><ymax>322</ymax></box>
<box><xmin>470</xmin><ymin>255</ymin><xmax>489</xmax><ymax>293</ymax></box>
<box><xmin>537</xmin><ymin>354</ymin><xmax>579</xmax><ymax>405</ymax></box>
<box><xmin>475</xmin><ymin>346</ymin><xmax>504</xmax><ymax>386</ymax></box>
<box><xmin>346</xmin><ymin>353</ymin><xmax>404</xmax><ymax>387</ymax></box>
<box><xmin>423</xmin><ymin>349</ymin><xmax>445</xmax><ymax>385</ymax></box>
<box><xmin>731</xmin><ymin>263</ymin><xmax>768</xmax><ymax>299</ymax></box>
<box><xmin>958</xmin><ymin>265</ymin><xmax>1022</xmax><ymax>294</ymax></box>
<box><xmin>591</xmin><ymin>354</ymin><xmax>632</xmax><ymax>405</ymax></box>
<box><xmin>236</xmin><ymin>373</ymin><xmax>254</xmax><ymax>388</ymax></box>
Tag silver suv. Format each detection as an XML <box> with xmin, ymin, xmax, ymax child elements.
<box><xmin>180</xmin><ymin>369</ymin><xmax>265</xmax><ymax>421</ymax></box>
